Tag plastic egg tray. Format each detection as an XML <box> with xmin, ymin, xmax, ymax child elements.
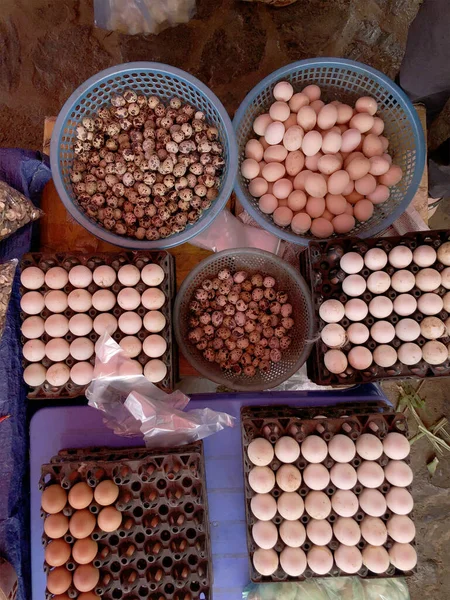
<box><xmin>40</xmin><ymin>443</ymin><xmax>211</xmax><ymax>600</ymax></box>
<box><xmin>301</xmin><ymin>229</ymin><xmax>450</xmax><ymax>385</ymax></box>
<box><xmin>20</xmin><ymin>250</ymin><xmax>177</xmax><ymax>398</ymax></box>
<box><xmin>241</xmin><ymin>405</ymin><xmax>415</xmax><ymax>582</ymax></box>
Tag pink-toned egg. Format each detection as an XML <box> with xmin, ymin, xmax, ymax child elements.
<box><xmin>241</xmin><ymin>158</ymin><xmax>260</xmax><ymax>180</ymax></box>
<box><xmin>321</xmin><ymin>131</ymin><xmax>341</xmax><ymax>154</ymax></box>
<box><xmin>318</xmin><ymin>154</ymin><xmax>342</xmax><ymax>175</ymax></box>
<box><xmin>245</xmin><ymin>139</ymin><xmax>264</xmax><ymax>162</ymax></box>
<box><xmin>350</xmin><ymin>113</ymin><xmax>374</xmax><ymax>133</ymax></box>
<box><xmin>340</xmin><ymin>129</ymin><xmax>362</xmax><ymax>153</ymax></box>
<box><xmin>289</xmin><ymin>93</ymin><xmax>310</xmax><ymax>112</ymax></box>
<box><xmin>269</xmin><ymin>101</ymin><xmax>290</xmax><ymax>122</ymax></box>
<box><xmin>262</xmin><ymin>162</ymin><xmax>285</xmax><ymax>182</ymax></box>
<box><xmin>369</xmin><ymin>117</ymin><xmax>385</xmax><ymax>135</ymax></box>
<box><xmin>344</xmin><ymin>151</ymin><xmax>365</xmax><ymax>168</ymax></box>
<box><xmin>317</xmin><ymin>104</ymin><xmax>338</xmax><ymax>130</ymax></box>
<box><xmin>382</xmin><ymin>152</ymin><xmax>392</xmax><ymax>165</ymax></box>
<box><xmin>354</xmin><ymin>199</ymin><xmax>374</xmax><ymax>222</ymax></box>
<box><xmin>336</xmin><ymin>104</ymin><xmax>353</xmax><ymax>124</ymax></box>
<box><xmin>379</xmin><ymin>136</ymin><xmax>389</xmax><ymax>151</ymax></box>
<box><xmin>310</xmin><ymin>99</ymin><xmax>325</xmax><ymax>114</ymax></box>
<box><xmin>311</xmin><ymin>218</ymin><xmax>334</xmax><ymax>238</ymax></box>
<box><xmin>291</xmin><ymin>212</ymin><xmax>312</xmax><ymax>234</ymax></box>
<box><xmin>305</xmin><ymin>173</ymin><xmax>327</xmax><ymax>198</ymax></box>
<box><xmin>259</xmin><ymin>136</ymin><xmax>270</xmax><ymax>150</ymax></box>
<box><xmin>302</xmin><ymin>131</ymin><xmax>323</xmax><ymax>157</ymax></box>
<box><xmin>273</xmin><ymin>178</ymin><xmax>293</xmax><ymax>200</ymax></box>
<box><xmin>328</xmin><ymin>170</ymin><xmax>350</xmax><ymax>195</ymax></box>
<box><xmin>287</xmin><ymin>190</ymin><xmax>307</xmax><ymax>212</ymax></box>
<box><xmin>284</xmin><ymin>113</ymin><xmax>298</xmax><ymax>129</ymax></box>
<box><xmin>367</xmin><ymin>185</ymin><xmax>390</xmax><ymax>204</ymax></box>
<box><xmin>333</xmin><ymin>214</ymin><xmax>355</xmax><ymax>233</ymax></box>
<box><xmin>379</xmin><ymin>165</ymin><xmax>403</xmax><ymax>187</ymax></box>
<box><xmin>293</xmin><ymin>170</ymin><xmax>312</xmax><ymax>191</ymax></box>
<box><xmin>283</xmin><ymin>125</ymin><xmax>304</xmax><ymax>151</ymax></box>
<box><xmin>305</xmin><ymin>152</ymin><xmax>323</xmax><ymax>172</ymax></box>
<box><xmin>285</xmin><ymin>150</ymin><xmax>305</xmax><ymax>176</ymax></box>
<box><xmin>248</xmin><ymin>177</ymin><xmax>269</xmax><ymax>197</ymax></box>
<box><xmin>321</xmin><ymin>209</ymin><xmax>334</xmax><ymax>222</ymax></box>
<box><xmin>302</xmin><ymin>84</ymin><xmax>321</xmax><ymax>101</ymax></box>
<box><xmin>297</xmin><ymin>106</ymin><xmax>317</xmax><ymax>132</ymax></box>
<box><xmin>344</xmin><ymin>202</ymin><xmax>354</xmax><ymax>215</ymax></box>
<box><xmin>363</xmin><ymin>134</ymin><xmax>384</xmax><ymax>158</ymax></box>
<box><xmin>264</xmin><ymin>145</ymin><xmax>288</xmax><ymax>163</ymax></box>
<box><xmin>273</xmin><ymin>206</ymin><xmax>293</xmax><ymax>227</ymax></box>
<box><xmin>355</xmin><ymin>96</ymin><xmax>378</xmax><ymax>116</ymax></box>
<box><xmin>306</xmin><ymin>196</ymin><xmax>326</xmax><ymax>218</ymax></box>
<box><xmin>346</xmin><ymin>157</ymin><xmax>371</xmax><ymax>180</ymax></box>
<box><xmin>345</xmin><ymin>190</ymin><xmax>364</xmax><ymax>205</ymax></box>
<box><xmin>253</xmin><ymin>114</ymin><xmax>272</xmax><ymax>136</ymax></box>
<box><xmin>355</xmin><ymin>174</ymin><xmax>377</xmax><ymax>195</ymax></box>
<box><xmin>326</xmin><ymin>194</ymin><xmax>347</xmax><ymax>215</ymax></box>
<box><xmin>265</xmin><ymin>121</ymin><xmax>285</xmax><ymax>145</ymax></box>
<box><xmin>342</xmin><ymin>179</ymin><xmax>354</xmax><ymax>195</ymax></box>
<box><xmin>369</xmin><ymin>156</ymin><xmax>390</xmax><ymax>176</ymax></box>
<box><xmin>258</xmin><ymin>161</ymin><xmax>266</xmax><ymax>175</ymax></box>
<box><xmin>273</xmin><ymin>81</ymin><xmax>294</xmax><ymax>102</ymax></box>
<box><xmin>259</xmin><ymin>194</ymin><xmax>278</xmax><ymax>215</ymax></box>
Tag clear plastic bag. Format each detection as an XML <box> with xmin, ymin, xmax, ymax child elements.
<box><xmin>0</xmin><ymin>181</ymin><xmax>43</xmax><ymax>242</ymax></box>
<box><xmin>0</xmin><ymin>259</ymin><xmax>18</xmax><ymax>341</ymax></box>
<box><xmin>94</xmin><ymin>0</ymin><xmax>196</xmax><ymax>35</ymax></box>
<box><xmin>190</xmin><ymin>209</ymin><xmax>282</xmax><ymax>254</ymax></box>
<box><xmin>243</xmin><ymin>577</ymin><xmax>410</xmax><ymax>600</ymax></box>
<box><xmin>86</xmin><ymin>333</ymin><xmax>235</xmax><ymax>446</ymax></box>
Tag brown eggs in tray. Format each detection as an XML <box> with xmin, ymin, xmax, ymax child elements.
<box><xmin>241</xmin><ymin>405</ymin><xmax>416</xmax><ymax>582</ymax></box>
<box><xmin>301</xmin><ymin>230</ymin><xmax>450</xmax><ymax>385</ymax></box>
<box><xmin>40</xmin><ymin>443</ymin><xmax>211</xmax><ymax>600</ymax></box>
<box><xmin>20</xmin><ymin>251</ymin><xmax>176</xmax><ymax>398</ymax></box>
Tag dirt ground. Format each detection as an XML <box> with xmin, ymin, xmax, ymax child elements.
<box><xmin>1</xmin><ymin>0</ymin><xmax>450</xmax><ymax>598</ymax></box>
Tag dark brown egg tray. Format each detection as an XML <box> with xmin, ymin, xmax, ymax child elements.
<box><xmin>40</xmin><ymin>442</ymin><xmax>211</xmax><ymax>600</ymax></box>
<box><xmin>241</xmin><ymin>405</ymin><xmax>414</xmax><ymax>582</ymax></box>
<box><xmin>300</xmin><ymin>229</ymin><xmax>450</xmax><ymax>385</ymax></box>
<box><xmin>20</xmin><ymin>250</ymin><xmax>177</xmax><ymax>398</ymax></box>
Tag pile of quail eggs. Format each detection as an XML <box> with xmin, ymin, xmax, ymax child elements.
<box><xmin>246</xmin><ymin>428</ymin><xmax>416</xmax><ymax>578</ymax></box>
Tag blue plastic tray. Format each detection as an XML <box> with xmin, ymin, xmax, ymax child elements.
<box><xmin>30</xmin><ymin>385</ymin><xmax>391</xmax><ymax>599</ymax></box>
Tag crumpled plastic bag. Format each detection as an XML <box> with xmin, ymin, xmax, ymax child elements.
<box><xmin>86</xmin><ymin>333</ymin><xmax>235</xmax><ymax>447</ymax></box>
<box><xmin>243</xmin><ymin>577</ymin><xmax>410</xmax><ymax>600</ymax></box>
<box><xmin>94</xmin><ymin>0</ymin><xmax>196</xmax><ymax>35</ymax></box>
<box><xmin>0</xmin><ymin>181</ymin><xmax>43</xmax><ymax>242</ymax></box>
<box><xmin>0</xmin><ymin>259</ymin><xmax>18</xmax><ymax>342</ymax></box>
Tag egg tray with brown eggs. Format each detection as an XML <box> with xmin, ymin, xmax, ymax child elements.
<box><xmin>301</xmin><ymin>229</ymin><xmax>450</xmax><ymax>386</ymax></box>
<box><xmin>40</xmin><ymin>442</ymin><xmax>211</xmax><ymax>600</ymax></box>
<box><xmin>19</xmin><ymin>250</ymin><xmax>176</xmax><ymax>399</ymax></box>
<box><xmin>241</xmin><ymin>406</ymin><xmax>416</xmax><ymax>582</ymax></box>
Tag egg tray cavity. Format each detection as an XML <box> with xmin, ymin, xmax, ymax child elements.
<box><xmin>241</xmin><ymin>405</ymin><xmax>414</xmax><ymax>583</ymax></box>
<box><xmin>20</xmin><ymin>250</ymin><xmax>177</xmax><ymax>398</ymax></box>
<box><xmin>300</xmin><ymin>229</ymin><xmax>450</xmax><ymax>385</ymax></box>
<box><xmin>40</xmin><ymin>442</ymin><xmax>211</xmax><ymax>600</ymax></box>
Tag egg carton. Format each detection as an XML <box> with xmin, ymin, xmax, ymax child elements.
<box><xmin>40</xmin><ymin>442</ymin><xmax>211</xmax><ymax>600</ymax></box>
<box><xmin>20</xmin><ymin>250</ymin><xmax>177</xmax><ymax>398</ymax></box>
<box><xmin>300</xmin><ymin>229</ymin><xmax>450</xmax><ymax>385</ymax></box>
<box><xmin>241</xmin><ymin>406</ymin><xmax>415</xmax><ymax>583</ymax></box>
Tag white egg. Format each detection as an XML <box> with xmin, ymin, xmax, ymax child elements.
<box><xmin>393</xmin><ymin>294</ymin><xmax>417</xmax><ymax>316</ymax></box>
<box><xmin>319</xmin><ymin>299</ymin><xmax>345</xmax><ymax>323</ymax></box>
<box><xmin>70</xmin><ymin>338</ymin><xmax>94</xmax><ymax>361</ymax></box>
<box><xmin>373</xmin><ymin>345</ymin><xmax>398</xmax><ymax>368</ymax></box>
<box><xmin>307</xmin><ymin>545</ymin><xmax>333</xmax><ymax>575</ymax></box>
<box><xmin>69</xmin><ymin>314</ymin><xmax>93</xmax><ymax>336</ymax></box>
<box><xmin>301</xmin><ymin>436</ymin><xmax>327</xmax><ymax>463</ymax></box>
<box><xmin>367</xmin><ymin>272</ymin><xmax>391</xmax><ymax>294</ymax></box>
<box><xmin>23</xmin><ymin>363</ymin><xmax>47</xmax><ymax>386</ymax></box>
<box><xmin>397</xmin><ymin>342</ymin><xmax>422</xmax><ymax>365</ymax></box>
<box><xmin>359</xmin><ymin>489</ymin><xmax>386</xmax><ymax>517</ymax></box>
<box><xmin>328</xmin><ymin>434</ymin><xmax>356</xmax><ymax>463</ymax></box>
<box><xmin>364</xmin><ymin>248</ymin><xmax>387</xmax><ymax>271</ymax></box>
<box><xmin>143</xmin><ymin>359</ymin><xmax>167</xmax><ymax>383</ymax></box>
<box><xmin>45</xmin><ymin>267</ymin><xmax>69</xmax><ymax>290</ymax></box>
<box><xmin>321</xmin><ymin>323</ymin><xmax>346</xmax><ymax>347</ymax></box>
<box><xmin>279</xmin><ymin>521</ymin><xmax>306</xmax><ymax>547</ymax></box>
<box><xmin>370</xmin><ymin>321</ymin><xmax>395</xmax><ymax>344</ymax></box>
<box><xmin>331</xmin><ymin>490</ymin><xmax>359</xmax><ymax>517</ymax></box>
<box><xmin>346</xmin><ymin>323</ymin><xmax>369</xmax><ymax>345</ymax></box>
<box><xmin>248</xmin><ymin>467</ymin><xmax>276</xmax><ymax>494</ymax></box>
<box><xmin>68</xmin><ymin>265</ymin><xmax>93</xmax><ymax>288</ymax></box>
<box><xmin>360</xmin><ymin>516</ymin><xmax>387</xmax><ymax>546</ymax></box>
<box><xmin>23</xmin><ymin>339</ymin><xmax>46</xmax><ymax>362</ymax></box>
<box><xmin>248</xmin><ymin>438</ymin><xmax>274</xmax><ymax>467</ymax></box>
<box><xmin>70</xmin><ymin>362</ymin><xmax>94</xmax><ymax>385</ymax></box>
<box><xmin>369</xmin><ymin>297</ymin><xmax>393</xmax><ymax>319</ymax></box>
<box><xmin>391</xmin><ymin>270</ymin><xmax>415</xmax><ymax>293</ymax></box>
<box><xmin>252</xmin><ymin>520</ymin><xmax>278</xmax><ymax>550</ymax></box>
<box><xmin>395</xmin><ymin>318</ymin><xmax>421</xmax><ymax>342</ymax></box>
<box><xmin>388</xmin><ymin>246</ymin><xmax>413</xmax><ymax>269</ymax></box>
<box><xmin>277</xmin><ymin>492</ymin><xmax>304</xmax><ymax>520</ymax></box>
<box><xmin>93</xmin><ymin>265</ymin><xmax>116</xmax><ymax>288</ymax></box>
<box><xmin>340</xmin><ymin>252</ymin><xmax>364</xmax><ymax>274</ymax></box>
<box><xmin>333</xmin><ymin>518</ymin><xmax>361</xmax><ymax>546</ymax></box>
<box><xmin>302</xmin><ymin>464</ymin><xmax>329</xmax><ymax>490</ymax></box>
<box><xmin>345</xmin><ymin>299</ymin><xmax>368</xmax><ymax>322</ymax></box>
<box><xmin>46</xmin><ymin>363</ymin><xmax>70</xmax><ymax>387</ymax></box>
<box><xmin>342</xmin><ymin>274</ymin><xmax>366</xmax><ymax>297</ymax></box>
<box><xmin>413</xmin><ymin>245</ymin><xmax>437</xmax><ymax>268</ymax></box>
<box><xmin>330</xmin><ymin>463</ymin><xmax>357</xmax><ymax>490</ymax></box>
<box><xmin>304</xmin><ymin>491</ymin><xmax>331</xmax><ymax>519</ymax></box>
<box><xmin>45</xmin><ymin>338</ymin><xmax>70</xmax><ymax>362</ymax></box>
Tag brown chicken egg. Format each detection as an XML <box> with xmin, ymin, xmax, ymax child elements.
<box><xmin>68</xmin><ymin>482</ymin><xmax>94</xmax><ymax>510</ymax></box>
<box><xmin>46</xmin><ymin>567</ymin><xmax>72</xmax><ymax>595</ymax></box>
<box><xmin>73</xmin><ymin>564</ymin><xmax>100</xmax><ymax>593</ymax></box>
<box><xmin>45</xmin><ymin>539</ymin><xmax>72</xmax><ymax>567</ymax></box>
<box><xmin>69</xmin><ymin>509</ymin><xmax>96</xmax><ymax>539</ymax></box>
<box><xmin>97</xmin><ymin>506</ymin><xmax>122</xmax><ymax>532</ymax></box>
<box><xmin>44</xmin><ymin>513</ymin><xmax>69</xmax><ymax>539</ymax></box>
<box><xmin>94</xmin><ymin>480</ymin><xmax>119</xmax><ymax>506</ymax></box>
<box><xmin>42</xmin><ymin>485</ymin><xmax>67</xmax><ymax>514</ymax></box>
<box><xmin>72</xmin><ymin>539</ymin><xmax>98</xmax><ymax>565</ymax></box>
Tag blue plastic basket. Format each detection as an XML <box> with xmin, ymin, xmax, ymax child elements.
<box><xmin>233</xmin><ymin>58</ymin><xmax>426</xmax><ymax>246</ymax></box>
<box><xmin>50</xmin><ymin>62</ymin><xmax>238</xmax><ymax>249</ymax></box>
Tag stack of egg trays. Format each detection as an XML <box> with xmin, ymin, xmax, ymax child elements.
<box><xmin>300</xmin><ymin>229</ymin><xmax>450</xmax><ymax>385</ymax></box>
<box><xmin>40</xmin><ymin>442</ymin><xmax>212</xmax><ymax>600</ymax></box>
<box><xmin>20</xmin><ymin>250</ymin><xmax>177</xmax><ymax>398</ymax></box>
<box><xmin>241</xmin><ymin>404</ymin><xmax>414</xmax><ymax>583</ymax></box>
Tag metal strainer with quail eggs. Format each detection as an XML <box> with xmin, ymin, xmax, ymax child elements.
<box><xmin>70</xmin><ymin>90</ymin><xmax>225</xmax><ymax>241</ymax></box>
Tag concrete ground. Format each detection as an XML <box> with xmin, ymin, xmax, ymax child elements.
<box><xmin>1</xmin><ymin>0</ymin><xmax>450</xmax><ymax>598</ymax></box>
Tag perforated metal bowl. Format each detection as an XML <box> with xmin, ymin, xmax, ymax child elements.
<box><xmin>174</xmin><ymin>248</ymin><xmax>314</xmax><ymax>391</ymax></box>
<box><xmin>234</xmin><ymin>58</ymin><xmax>426</xmax><ymax>246</ymax></box>
<box><xmin>50</xmin><ymin>62</ymin><xmax>238</xmax><ymax>249</ymax></box>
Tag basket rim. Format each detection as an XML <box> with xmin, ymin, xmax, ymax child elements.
<box><xmin>233</xmin><ymin>57</ymin><xmax>426</xmax><ymax>246</ymax></box>
<box><xmin>173</xmin><ymin>247</ymin><xmax>315</xmax><ymax>391</ymax></box>
<box><xmin>50</xmin><ymin>61</ymin><xmax>238</xmax><ymax>250</ymax></box>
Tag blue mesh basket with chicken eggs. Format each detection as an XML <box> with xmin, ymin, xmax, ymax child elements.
<box><xmin>233</xmin><ymin>58</ymin><xmax>426</xmax><ymax>246</ymax></box>
<box><xmin>50</xmin><ymin>62</ymin><xmax>238</xmax><ymax>249</ymax></box>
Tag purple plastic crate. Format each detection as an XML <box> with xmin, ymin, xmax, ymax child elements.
<box><xmin>30</xmin><ymin>385</ymin><xmax>391</xmax><ymax>600</ymax></box>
